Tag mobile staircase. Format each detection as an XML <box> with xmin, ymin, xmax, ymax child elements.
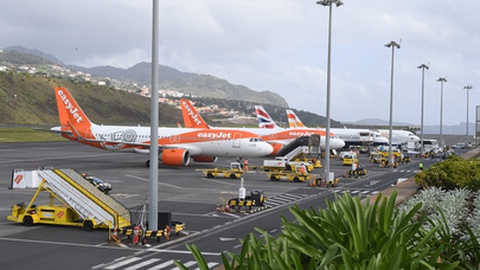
<box><xmin>8</xmin><ymin>168</ymin><xmax>131</xmax><ymax>230</ymax></box>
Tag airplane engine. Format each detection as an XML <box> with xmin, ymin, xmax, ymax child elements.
<box><xmin>160</xmin><ymin>149</ymin><xmax>191</xmax><ymax>166</ymax></box>
<box><xmin>268</xmin><ymin>143</ymin><xmax>285</xmax><ymax>156</ymax></box>
<box><xmin>192</xmin><ymin>156</ymin><xmax>218</xmax><ymax>163</ymax></box>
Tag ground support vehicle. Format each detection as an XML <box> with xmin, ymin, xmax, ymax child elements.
<box><xmin>228</xmin><ymin>190</ymin><xmax>267</xmax><ymax>213</ymax></box>
<box><xmin>378</xmin><ymin>149</ymin><xmax>403</xmax><ymax>159</ymax></box>
<box><xmin>8</xmin><ymin>168</ymin><xmax>131</xmax><ymax>231</ymax></box>
<box><xmin>266</xmin><ymin>165</ymin><xmax>317</xmax><ymax>182</ymax></box>
<box><xmin>369</xmin><ymin>152</ymin><xmax>386</xmax><ymax>164</ymax></box>
<box><xmin>342</xmin><ymin>153</ymin><xmax>359</xmax><ymax>166</ymax></box>
<box><xmin>263</xmin><ymin>157</ymin><xmax>315</xmax><ymax>173</ymax></box>
<box><xmin>263</xmin><ymin>139</ymin><xmax>319</xmax><ymax>172</ymax></box>
<box><xmin>196</xmin><ymin>162</ymin><xmax>244</xmax><ymax>179</ymax></box>
<box><xmin>308</xmin><ymin>177</ymin><xmax>339</xmax><ymax>188</ymax></box>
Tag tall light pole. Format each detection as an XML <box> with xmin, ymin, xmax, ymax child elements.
<box><xmin>148</xmin><ymin>0</ymin><xmax>159</xmax><ymax>231</ymax></box>
<box><xmin>418</xmin><ymin>64</ymin><xmax>429</xmax><ymax>157</ymax></box>
<box><xmin>464</xmin><ymin>85</ymin><xmax>473</xmax><ymax>143</ymax></box>
<box><xmin>385</xmin><ymin>41</ymin><xmax>400</xmax><ymax>166</ymax></box>
<box><xmin>437</xmin><ymin>77</ymin><xmax>447</xmax><ymax>149</ymax></box>
<box><xmin>316</xmin><ymin>0</ymin><xmax>342</xmax><ymax>181</ymax></box>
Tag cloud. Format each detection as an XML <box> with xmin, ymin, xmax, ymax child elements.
<box><xmin>1</xmin><ymin>0</ymin><xmax>479</xmax><ymax>126</ymax></box>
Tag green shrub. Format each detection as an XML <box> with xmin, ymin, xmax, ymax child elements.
<box><xmin>415</xmin><ymin>155</ymin><xmax>480</xmax><ymax>191</ymax></box>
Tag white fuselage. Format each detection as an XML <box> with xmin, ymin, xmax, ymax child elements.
<box><xmin>330</xmin><ymin>128</ymin><xmax>389</xmax><ymax>146</ymax></box>
<box><xmin>56</xmin><ymin>124</ymin><xmax>274</xmax><ymax>158</ymax></box>
<box><xmin>377</xmin><ymin>129</ymin><xmax>420</xmax><ymax>145</ymax></box>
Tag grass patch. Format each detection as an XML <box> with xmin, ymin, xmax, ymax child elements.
<box><xmin>0</xmin><ymin>127</ymin><xmax>66</xmax><ymax>143</ymax></box>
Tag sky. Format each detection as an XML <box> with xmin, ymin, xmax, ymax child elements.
<box><xmin>1</xmin><ymin>0</ymin><xmax>480</xmax><ymax>127</ymax></box>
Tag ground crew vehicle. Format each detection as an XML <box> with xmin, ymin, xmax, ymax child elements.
<box><xmin>378</xmin><ymin>148</ymin><xmax>402</xmax><ymax>158</ymax></box>
<box><xmin>197</xmin><ymin>162</ymin><xmax>244</xmax><ymax>179</ymax></box>
<box><xmin>228</xmin><ymin>189</ymin><xmax>267</xmax><ymax>212</ymax></box>
<box><xmin>369</xmin><ymin>152</ymin><xmax>385</xmax><ymax>163</ymax></box>
<box><xmin>266</xmin><ymin>165</ymin><xmax>316</xmax><ymax>182</ymax></box>
<box><xmin>7</xmin><ymin>168</ymin><xmax>131</xmax><ymax>230</ymax></box>
<box><xmin>309</xmin><ymin>177</ymin><xmax>340</xmax><ymax>188</ymax></box>
<box><xmin>263</xmin><ymin>157</ymin><xmax>315</xmax><ymax>172</ymax></box>
<box><xmin>342</xmin><ymin>153</ymin><xmax>358</xmax><ymax>166</ymax></box>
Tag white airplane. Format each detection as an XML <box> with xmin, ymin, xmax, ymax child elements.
<box><xmin>376</xmin><ymin>129</ymin><xmax>420</xmax><ymax>145</ymax></box>
<box><xmin>286</xmin><ymin>109</ymin><xmax>389</xmax><ymax>147</ymax></box>
<box><xmin>180</xmin><ymin>99</ymin><xmax>345</xmax><ymax>155</ymax></box>
<box><xmin>51</xmin><ymin>87</ymin><xmax>274</xmax><ymax>167</ymax></box>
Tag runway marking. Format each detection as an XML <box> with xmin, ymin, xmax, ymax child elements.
<box><xmin>104</xmin><ymin>257</ymin><xmax>144</xmax><ymax>269</ymax></box>
<box><xmin>124</xmin><ymin>258</ymin><xmax>161</xmax><ymax>270</ymax></box>
<box><xmin>126</xmin><ymin>174</ymin><xmax>185</xmax><ymax>190</ymax></box>
<box><xmin>200</xmin><ymin>177</ymin><xmax>239</xmax><ymax>186</ymax></box>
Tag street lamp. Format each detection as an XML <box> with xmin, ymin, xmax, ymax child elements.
<box><xmin>437</xmin><ymin>77</ymin><xmax>447</xmax><ymax>149</ymax></box>
<box><xmin>418</xmin><ymin>64</ymin><xmax>429</xmax><ymax>157</ymax></box>
<box><xmin>316</xmin><ymin>0</ymin><xmax>342</xmax><ymax>182</ymax></box>
<box><xmin>385</xmin><ymin>41</ymin><xmax>400</xmax><ymax>166</ymax></box>
<box><xmin>464</xmin><ymin>85</ymin><xmax>473</xmax><ymax>143</ymax></box>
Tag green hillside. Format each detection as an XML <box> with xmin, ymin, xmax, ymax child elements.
<box><xmin>0</xmin><ymin>72</ymin><xmax>182</xmax><ymax>126</ymax></box>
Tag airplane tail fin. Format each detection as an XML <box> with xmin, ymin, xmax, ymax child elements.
<box><xmin>180</xmin><ymin>99</ymin><xmax>210</xmax><ymax>129</ymax></box>
<box><xmin>286</xmin><ymin>109</ymin><xmax>306</xmax><ymax>128</ymax></box>
<box><xmin>255</xmin><ymin>105</ymin><xmax>278</xmax><ymax>129</ymax></box>
<box><xmin>54</xmin><ymin>87</ymin><xmax>94</xmax><ymax>139</ymax></box>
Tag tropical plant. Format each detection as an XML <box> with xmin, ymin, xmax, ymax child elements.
<box><xmin>399</xmin><ymin>187</ymin><xmax>480</xmax><ymax>269</ymax></box>
<box><xmin>175</xmin><ymin>191</ymin><xmax>460</xmax><ymax>270</ymax></box>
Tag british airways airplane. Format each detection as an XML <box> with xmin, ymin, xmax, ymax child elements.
<box><xmin>180</xmin><ymin>99</ymin><xmax>345</xmax><ymax>155</ymax></box>
<box><xmin>286</xmin><ymin>109</ymin><xmax>389</xmax><ymax>147</ymax></box>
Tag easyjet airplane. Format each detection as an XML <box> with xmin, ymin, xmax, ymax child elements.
<box><xmin>180</xmin><ymin>99</ymin><xmax>345</xmax><ymax>155</ymax></box>
<box><xmin>51</xmin><ymin>87</ymin><xmax>273</xmax><ymax>167</ymax></box>
<box><xmin>286</xmin><ymin>109</ymin><xmax>389</xmax><ymax>147</ymax></box>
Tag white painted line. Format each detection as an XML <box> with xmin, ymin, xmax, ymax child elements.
<box><xmin>104</xmin><ymin>257</ymin><xmax>143</xmax><ymax>270</ymax></box>
<box><xmin>146</xmin><ymin>260</ymin><xmax>175</xmax><ymax>270</ymax></box>
<box><xmin>124</xmin><ymin>258</ymin><xmax>161</xmax><ymax>270</ymax></box>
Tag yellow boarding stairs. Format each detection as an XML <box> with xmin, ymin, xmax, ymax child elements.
<box><xmin>8</xmin><ymin>168</ymin><xmax>131</xmax><ymax>230</ymax></box>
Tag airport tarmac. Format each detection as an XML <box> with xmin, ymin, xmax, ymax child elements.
<box><xmin>0</xmin><ymin>141</ymin><xmax>458</xmax><ymax>270</ymax></box>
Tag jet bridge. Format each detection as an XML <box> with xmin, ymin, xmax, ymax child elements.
<box><xmin>8</xmin><ymin>168</ymin><xmax>131</xmax><ymax>230</ymax></box>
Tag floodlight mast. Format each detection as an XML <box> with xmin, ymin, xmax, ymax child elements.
<box><xmin>385</xmin><ymin>41</ymin><xmax>400</xmax><ymax>167</ymax></box>
<box><xmin>316</xmin><ymin>0</ymin><xmax>343</xmax><ymax>181</ymax></box>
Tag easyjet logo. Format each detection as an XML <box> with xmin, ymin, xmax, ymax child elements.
<box><xmin>57</xmin><ymin>89</ymin><xmax>83</xmax><ymax>123</ymax></box>
<box><xmin>288</xmin><ymin>131</ymin><xmax>315</xmax><ymax>136</ymax></box>
<box><xmin>198</xmin><ymin>132</ymin><xmax>233</xmax><ymax>139</ymax></box>
<box><xmin>182</xmin><ymin>101</ymin><xmax>202</xmax><ymax>127</ymax></box>
<box><xmin>14</xmin><ymin>174</ymin><xmax>23</xmax><ymax>185</ymax></box>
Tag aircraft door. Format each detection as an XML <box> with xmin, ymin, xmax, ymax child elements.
<box><xmin>233</xmin><ymin>133</ymin><xmax>241</xmax><ymax>148</ymax></box>
<box><xmin>308</xmin><ymin>134</ymin><xmax>321</xmax><ymax>154</ymax></box>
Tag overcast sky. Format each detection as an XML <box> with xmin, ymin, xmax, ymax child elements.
<box><xmin>1</xmin><ymin>0</ymin><xmax>479</xmax><ymax>126</ymax></box>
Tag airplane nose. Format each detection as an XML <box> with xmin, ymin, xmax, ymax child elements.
<box><xmin>263</xmin><ymin>143</ymin><xmax>274</xmax><ymax>156</ymax></box>
<box><xmin>330</xmin><ymin>138</ymin><xmax>345</xmax><ymax>149</ymax></box>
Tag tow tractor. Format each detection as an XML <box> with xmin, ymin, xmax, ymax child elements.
<box><xmin>267</xmin><ymin>164</ymin><xmax>316</xmax><ymax>182</ymax></box>
<box><xmin>196</xmin><ymin>162</ymin><xmax>244</xmax><ymax>179</ymax></box>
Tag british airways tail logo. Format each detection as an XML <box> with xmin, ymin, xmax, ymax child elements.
<box><xmin>57</xmin><ymin>89</ymin><xmax>83</xmax><ymax>123</ymax></box>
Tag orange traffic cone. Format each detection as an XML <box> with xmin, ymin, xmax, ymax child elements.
<box><xmin>224</xmin><ymin>203</ymin><xmax>230</xmax><ymax>213</ymax></box>
<box><xmin>131</xmin><ymin>225</ymin><xmax>140</xmax><ymax>245</ymax></box>
<box><xmin>164</xmin><ymin>225</ymin><xmax>171</xmax><ymax>241</ymax></box>
<box><xmin>112</xmin><ymin>227</ymin><xmax>119</xmax><ymax>241</ymax></box>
